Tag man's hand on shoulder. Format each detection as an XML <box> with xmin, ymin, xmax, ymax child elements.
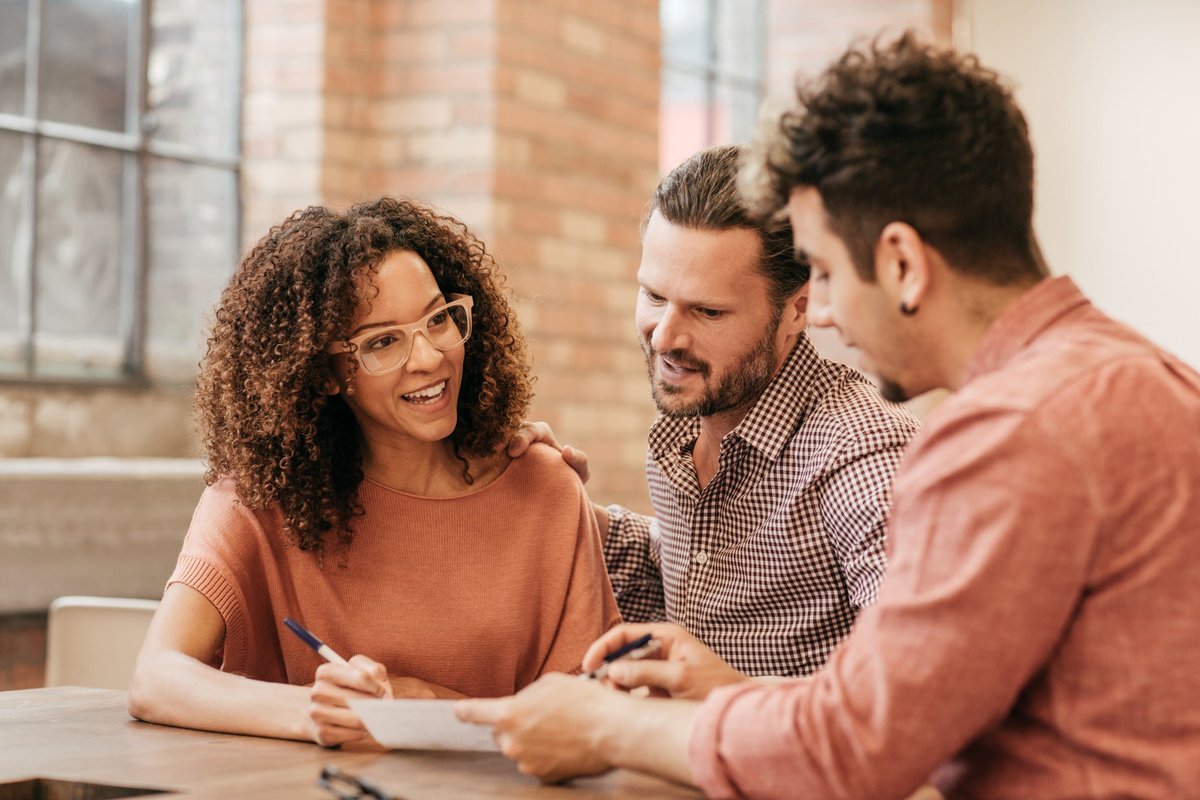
<box><xmin>504</xmin><ymin>420</ymin><xmax>590</xmax><ymax>484</ymax></box>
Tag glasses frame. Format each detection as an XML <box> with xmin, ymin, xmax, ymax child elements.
<box><xmin>333</xmin><ymin>294</ymin><xmax>474</xmax><ymax>376</ymax></box>
<box><xmin>317</xmin><ymin>764</ymin><xmax>399</xmax><ymax>800</ymax></box>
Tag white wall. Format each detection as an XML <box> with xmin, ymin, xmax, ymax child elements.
<box><xmin>960</xmin><ymin>0</ymin><xmax>1200</xmax><ymax>367</ymax></box>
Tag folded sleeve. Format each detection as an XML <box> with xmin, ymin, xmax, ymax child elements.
<box><xmin>165</xmin><ymin>483</ymin><xmax>263</xmax><ymax>675</ymax></box>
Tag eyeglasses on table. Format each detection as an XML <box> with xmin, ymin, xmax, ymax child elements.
<box><xmin>317</xmin><ymin>763</ymin><xmax>402</xmax><ymax>800</ymax></box>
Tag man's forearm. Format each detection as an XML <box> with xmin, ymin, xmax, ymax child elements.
<box><xmin>595</xmin><ymin>694</ymin><xmax>701</xmax><ymax>787</ymax></box>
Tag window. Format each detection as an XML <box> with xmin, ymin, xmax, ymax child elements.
<box><xmin>0</xmin><ymin>0</ymin><xmax>241</xmax><ymax>384</ymax></box>
<box><xmin>659</xmin><ymin>0</ymin><xmax>765</xmax><ymax>173</ymax></box>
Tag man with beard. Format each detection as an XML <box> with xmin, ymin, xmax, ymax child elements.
<box><xmin>525</xmin><ymin>145</ymin><xmax>919</xmax><ymax>682</ymax></box>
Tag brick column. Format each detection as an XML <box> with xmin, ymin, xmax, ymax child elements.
<box><xmin>244</xmin><ymin>0</ymin><xmax>499</xmax><ymax>234</ymax></box>
<box><xmin>352</xmin><ymin>1</ymin><xmax>499</xmax><ymax>232</ymax></box>
<box><xmin>490</xmin><ymin>0</ymin><xmax>661</xmax><ymax>512</ymax></box>
<box><xmin>242</xmin><ymin>0</ymin><xmax>328</xmax><ymax>249</ymax></box>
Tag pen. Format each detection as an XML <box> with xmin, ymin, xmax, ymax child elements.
<box><xmin>283</xmin><ymin>617</ymin><xmax>351</xmax><ymax>667</ymax></box>
<box><xmin>580</xmin><ymin>633</ymin><xmax>662</xmax><ymax>681</ymax></box>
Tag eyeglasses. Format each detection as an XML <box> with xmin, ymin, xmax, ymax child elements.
<box><xmin>317</xmin><ymin>764</ymin><xmax>400</xmax><ymax>800</ymax></box>
<box><xmin>333</xmin><ymin>294</ymin><xmax>473</xmax><ymax>376</ymax></box>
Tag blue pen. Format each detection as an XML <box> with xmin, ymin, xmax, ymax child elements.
<box><xmin>284</xmin><ymin>617</ymin><xmax>351</xmax><ymax>667</ymax></box>
<box><xmin>580</xmin><ymin>633</ymin><xmax>662</xmax><ymax>681</ymax></box>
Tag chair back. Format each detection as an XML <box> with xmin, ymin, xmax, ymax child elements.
<box><xmin>44</xmin><ymin>595</ymin><xmax>160</xmax><ymax>689</ymax></box>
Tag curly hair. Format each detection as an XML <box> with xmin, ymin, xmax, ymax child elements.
<box><xmin>741</xmin><ymin>32</ymin><xmax>1044</xmax><ymax>285</ymax></box>
<box><xmin>195</xmin><ymin>196</ymin><xmax>533</xmax><ymax>553</ymax></box>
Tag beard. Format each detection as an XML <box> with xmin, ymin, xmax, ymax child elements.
<box><xmin>642</xmin><ymin>328</ymin><xmax>779</xmax><ymax>418</ymax></box>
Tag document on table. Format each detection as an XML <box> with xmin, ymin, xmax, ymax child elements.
<box><xmin>348</xmin><ymin>698</ymin><xmax>500</xmax><ymax>752</ymax></box>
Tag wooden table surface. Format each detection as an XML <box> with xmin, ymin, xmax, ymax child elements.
<box><xmin>0</xmin><ymin>687</ymin><xmax>702</xmax><ymax>799</ymax></box>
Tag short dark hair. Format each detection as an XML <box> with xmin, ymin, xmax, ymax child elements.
<box><xmin>742</xmin><ymin>33</ymin><xmax>1044</xmax><ymax>285</ymax></box>
<box><xmin>651</xmin><ymin>145</ymin><xmax>809</xmax><ymax>309</ymax></box>
<box><xmin>196</xmin><ymin>196</ymin><xmax>532</xmax><ymax>552</ymax></box>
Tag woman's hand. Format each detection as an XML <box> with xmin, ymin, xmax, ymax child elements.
<box><xmin>307</xmin><ymin>655</ymin><xmax>392</xmax><ymax>746</ymax></box>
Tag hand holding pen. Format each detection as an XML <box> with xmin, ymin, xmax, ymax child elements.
<box><xmin>579</xmin><ymin>633</ymin><xmax>662</xmax><ymax>681</ymax></box>
<box><xmin>580</xmin><ymin>622</ymin><xmax>748</xmax><ymax>701</ymax></box>
<box><xmin>284</xmin><ymin>617</ymin><xmax>461</xmax><ymax>703</ymax></box>
<box><xmin>285</xmin><ymin>617</ymin><xmax>392</xmax><ymax>696</ymax></box>
<box><xmin>285</xmin><ymin>617</ymin><xmax>393</xmax><ymax>746</ymax></box>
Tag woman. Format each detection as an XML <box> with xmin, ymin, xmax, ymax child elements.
<box><xmin>128</xmin><ymin>197</ymin><xmax>620</xmax><ymax>746</ymax></box>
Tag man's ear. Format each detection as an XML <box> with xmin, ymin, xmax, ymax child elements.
<box><xmin>876</xmin><ymin>222</ymin><xmax>930</xmax><ymax>315</ymax></box>
<box><xmin>778</xmin><ymin>281</ymin><xmax>810</xmax><ymax>336</ymax></box>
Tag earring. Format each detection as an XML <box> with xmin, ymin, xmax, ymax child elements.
<box><xmin>900</xmin><ymin>300</ymin><xmax>918</xmax><ymax>316</ymax></box>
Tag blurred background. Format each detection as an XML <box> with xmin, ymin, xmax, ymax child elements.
<box><xmin>1</xmin><ymin>0</ymin><xmax>1197</xmax><ymax>689</ymax></box>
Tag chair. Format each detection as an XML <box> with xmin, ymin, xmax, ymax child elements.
<box><xmin>44</xmin><ymin>596</ymin><xmax>160</xmax><ymax>689</ymax></box>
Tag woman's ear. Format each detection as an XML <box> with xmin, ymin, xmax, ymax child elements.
<box><xmin>319</xmin><ymin>362</ymin><xmax>342</xmax><ymax>396</ymax></box>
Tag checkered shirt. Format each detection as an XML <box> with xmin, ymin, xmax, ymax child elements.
<box><xmin>605</xmin><ymin>334</ymin><xmax>919</xmax><ymax>676</ymax></box>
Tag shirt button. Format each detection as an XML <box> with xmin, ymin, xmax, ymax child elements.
<box><xmin>694</xmin><ymin>550</ymin><xmax>709</xmax><ymax>565</ymax></box>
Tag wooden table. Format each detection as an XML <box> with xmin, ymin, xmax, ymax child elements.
<box><xmin>0</xmin><ymin>687</ymin><xmax>702</xmax><ymax>799</ymax></box>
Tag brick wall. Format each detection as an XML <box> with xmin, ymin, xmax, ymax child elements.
<box><xmin>490</xmin><ymin>0</ymin><xmax>661</xmax><ymax>511</ymax></box>
<box><xmin>349</xmin><ymin>0</ymin><xmax>498</xmax><ymax>231</ymax></box>
<box><xmin>242</xmin><ymin>0</ymin><xmax>328</xmax><ymax>247</ymax></box>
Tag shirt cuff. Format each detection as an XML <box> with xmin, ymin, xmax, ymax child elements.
<box><xmin>688</xmin><ymin>681</ymin><xmax>766</xmax><ymax>799</ymax></box>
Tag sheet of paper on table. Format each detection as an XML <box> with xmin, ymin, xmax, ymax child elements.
<box><xmin>349</xmin><ymin>698</ymin><xmax>500</xmax><ymax>752</ymax></box>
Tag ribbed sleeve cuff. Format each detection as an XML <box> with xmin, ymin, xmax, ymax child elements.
<box><xmin>688</xmin><ymin>681</ymin><xmax>763</xmax><ymax>799</ymax></box>
<box><xmin>168</xmin><ymin>554</ymin><xmax>246</xmax><ymax>672</ymax></box>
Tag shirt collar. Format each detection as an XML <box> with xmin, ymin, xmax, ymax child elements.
<box><xmin>648</xmin><ymin>333</ymin><xmax>831</xmax><ymax>462</ymax></box>
<box><xmin>962</xmin><ymin>275</ymin><xmax>1091</xmax><ymax>384</ymax></box>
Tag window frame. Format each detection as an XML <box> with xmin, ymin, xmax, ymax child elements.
<box><xmin>0</xmin><ymin>0</ymin><xmax>242</xmax><ymax>386</ymax></box>
<box><xmin>660</xmin><ymin>0</ymin><xmax>766</xmax><ymax>168</ymax></box>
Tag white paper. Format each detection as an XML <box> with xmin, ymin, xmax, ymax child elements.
<box><xmin>349</xmin><ymin>698</ymin><xmax>500</xmax><ymax>752</ymax></box>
